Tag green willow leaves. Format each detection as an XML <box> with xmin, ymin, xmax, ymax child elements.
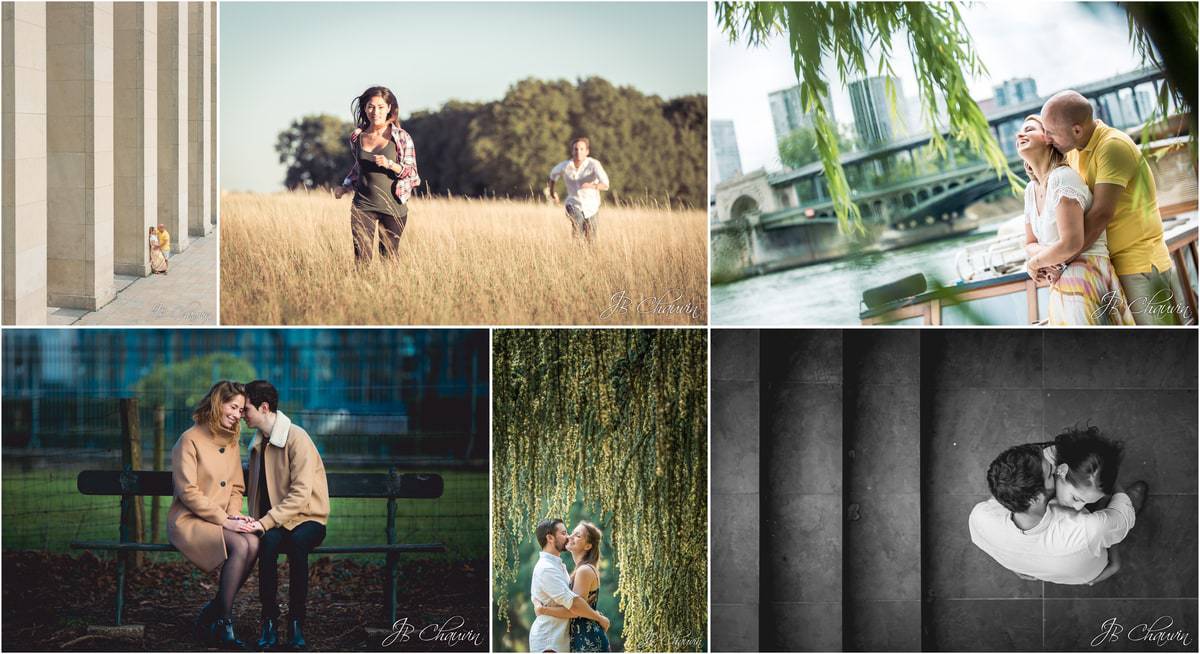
<box><xmin>715</xmin><ymin>1</ymin><xmax>1020</xmax><ymax>234</ymax></box>
<box><xmin>492</xmin><ymin>330</ymin><xmax>707</xmax><ymax>652</ymax></box>
<box><xmin>1124</xmin><ymin>2</ymin><xmax>1198</xmax><ymax>164</ymax></box>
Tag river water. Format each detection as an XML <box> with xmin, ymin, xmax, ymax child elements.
<box><xmin>711</xmin><ymin>218</ymin><xmax>1016</xmax><ymax>325</ymax></box>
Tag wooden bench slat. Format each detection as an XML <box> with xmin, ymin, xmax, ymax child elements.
<box><xmin>77</xmin><ymin>469</ymin><xmax>444</xmax><ymax>499</ymax></box>
<box><xmin>70</xmin><ymin>541</ymin><xmax>447</xmax><ymax>554</ymax></box>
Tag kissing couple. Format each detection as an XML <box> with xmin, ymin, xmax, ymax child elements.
<box><xmin>970</xmin><ymin>426</ymin><xmax>1148</xmax><ymax>585</ymax></box>
<box><xmin>528</xmin><ymin>518</ymin><xmax>612</xmax><ymax>652</ymax></box>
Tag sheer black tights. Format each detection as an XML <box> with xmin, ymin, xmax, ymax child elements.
<box><xmin>215</xmin><ymin>530</ymin><xmax>260</xmax><ymax>618</ymax></box>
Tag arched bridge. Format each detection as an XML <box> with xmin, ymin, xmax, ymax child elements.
<box><xmin>712</xmin><ymin>67</ymin><xmax>1170</xmax><ymax>283</ymax></box>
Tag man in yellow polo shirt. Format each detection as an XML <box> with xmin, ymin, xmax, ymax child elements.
<box><xmin>1041</xmin><ymin>90</ymin><xmax>1191</xmax><ymax>325</ymax></box>
<box><xmin>157</xmin><ymin>223</ymin><xmax>172</xmax><ymax>260</ymax></box>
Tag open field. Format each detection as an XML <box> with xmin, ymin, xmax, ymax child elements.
<box><xmin>220</xmin><ymin>192</ymin><xmax>708</xmax><ymax>325</ymax></box>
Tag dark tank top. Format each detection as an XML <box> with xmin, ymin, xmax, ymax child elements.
<box><xmin>352</xmin><ymin>139</ymin><xmax>401</xmax><ymax>217</ymax></box>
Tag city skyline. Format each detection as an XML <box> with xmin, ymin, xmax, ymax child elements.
<box><xmin>710</xmin><ymin>2</ymin><xmax>1148</xmax><ymax>175</ymax></box>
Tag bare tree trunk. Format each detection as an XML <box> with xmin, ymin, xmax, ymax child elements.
<box><xmin>119</xmin><ymin>399</ymin><xmax>145</xmax><ymax>569</ymax></box>
<box><xmin>151</xmin><ymin>405</ymin><xmax>166</xmax><ymax>542</ymax></box>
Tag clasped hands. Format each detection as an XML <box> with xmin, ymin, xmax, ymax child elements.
<box><xmin>224</xmin><ymin>513</ymin><xmax>264</xmax><ymax>533</ymax></box>
<box><xmin>1024</xmin><ymin>244</ymin><xmax>1063</xmax><ymax>285</ymax></box>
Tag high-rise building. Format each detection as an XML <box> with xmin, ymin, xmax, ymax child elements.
<box><xmin>994</xmin><ymin>77</ymin><xmax>1038</xmax><ymax>107</ymax></box>
<box><xmin>711</xmin><ymin>120</ymin><xmax>743</xmax><ymax>183</ymax></box>
<box><xmin>1117</xmin><ymin>88</ymin><xmax>1157</xmax><ymax>128</ymax></box>
<box><xmin>769</xmin><ymin>84</ymin><xmax>835</xmax><ymax>143</ymax></box>
<box><xmin>848</xmin><ymin>76</ymin><xmax>906</xmax><ymax>148</ymax></box>
<box><xmin>994</xmin><ymin>78</ymin><xmax>1039</xmax><ymax>157</ymax></box>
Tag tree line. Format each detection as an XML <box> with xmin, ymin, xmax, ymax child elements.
<box><xmin>275</xmin><ymin>77</ymin><xmax>707</xmax><ymax>208</ymax></box>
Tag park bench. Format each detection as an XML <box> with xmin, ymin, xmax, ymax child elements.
<box><xmin>70</xmin><ymin>467</ymin><xmax>445</xmax><ymax>627</ymax></box>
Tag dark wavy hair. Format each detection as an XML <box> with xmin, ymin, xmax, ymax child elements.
<box><xmin>986</xmin><ymin>444</ymin><xmax>1046</xmax><ymax>513</ymax></box>
<box><xmin>535</xmin><ymin>518</ymin><xmax>564</xmax><ymax>549</ymax></box>
<box><xmin>245</xmin><ymin>379</ymin><xmax>279</xmax><ymax>413</ymax></box>
<box><xmin>1053</xmin><ymin>426</ymin><xmax>1123</xmax><ymax>495</ymax></box>
<box><xmin>569</xmin><ymin>136</ymin><xmax>590</xmax><ymax>156</ymax></box>
<box><xmin>351</xmin><ymin>86</ymin><xmax>399</xmax><ymax>131</ymax></box>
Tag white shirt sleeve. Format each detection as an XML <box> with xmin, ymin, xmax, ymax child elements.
<box><xmin>535</xmin><ymin>563</ymin><xmax>578</xmax><ymax>608</ymax></box>
<box><xmin>1048</xmin><ymin>167</ymin><xmax>1091</xmax><ymax>212</ymax></box>
<box><xmin>1083</xmin><ymin>491</ymin><xmax>1136</xmax><ymax>555</ymax></box>
<box><xmin>549</xmin><ymin>160</ymin><xmax>567</xmax><ymax>181</ymax></box>
<box><xmin>592</xmin><ymin>160</ymin><xmax>610</xmax><ymax>187</ymax></box>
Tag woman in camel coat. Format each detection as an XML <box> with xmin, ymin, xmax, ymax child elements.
<box><xmin>167</xmin><ymin>380</ymin><xmax>260</xmax><ymax>648</ymax></box>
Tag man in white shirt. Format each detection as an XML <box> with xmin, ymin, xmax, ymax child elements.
<box><xmin>545</xmin><ymin>137</ymin><xmax>610</xmax><ymax>242</ymax></box>
<box><xmin>969</xmin><ymin>443</ymin><xmax>1147</xmax><ymax>585</ymax></box>
<box><xmin>529</xmin><ymin>519</ymin><xmax>610</xmax><ymax>652</ymax></box>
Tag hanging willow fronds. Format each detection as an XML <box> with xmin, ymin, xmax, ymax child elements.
<box><xmin>1124</xmin><ymin>1</ymin><xmax>1198</xmax><ymax>165</ymax></box>
<box><xmin>492</xmin><ymin>329</ymin><xmax>708</xmax><ymax>652</ymax></box>
<box><xmin>715</xmin><ymin>1</ymin><xmax>1022</xmax><ymax>234</ymax></box>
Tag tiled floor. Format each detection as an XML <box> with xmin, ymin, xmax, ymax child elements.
<box><xmin>923</xmin><ymin>330</ymin><xmax>1198</xmax><ymax>652</ymax></box>
<box><xmin>48</xmin><ymin>231</ymin><xmax>218</xmax><ymax>326</ymax></box>
<box><xmin>761</xmin><ymin>331</ymin><xmax>844</xmax><ymax>651</ymax></box>
<box><xmin>712</xmin><ymin>330</ymin><xmax>760</xmax><ymax>652</ymax></box>
<box><xmin>711</xmin><ymin>329</ymin><xmax>1197</xmax><ymax>653</ymax></box>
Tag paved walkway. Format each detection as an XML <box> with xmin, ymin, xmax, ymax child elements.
<box><xmin>47</xmin><ymin>231</ymin><xmax>218</xmax><ymax>325</ymax></box>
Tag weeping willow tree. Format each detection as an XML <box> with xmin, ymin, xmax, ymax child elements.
<box><xmin>1123</xmin><ymin>1</ymin><xmax>1198</xmax><ymax>164</ymax></box>
<box><xmin>492</xmin><ymin>330</ymin><xmax>707</xmax><ymax>652</ymax></box>
<box><xmin>717</xmin><ymin>1</ymin><xmax>1199</xmax><ymax>234</ymax></box>
<box><xmin>716</xmin><ymin>1</ymin><xmax>1018</xmax><ymax>235</ymax></box>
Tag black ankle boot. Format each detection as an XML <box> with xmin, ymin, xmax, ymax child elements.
<box><xmin>288</xmin><ymin>619</ymin><xmax>307</xmax><ymax>651</ymax></box>
<box><xmin>213</xmin><ymin>617</ymin><xmax>245</xmax><ymax>650</ymax></box>
<box><xmin>195</xmin><ymin>601</ymin><xmax>219</xmax><ymax>643</ymax></box>
<box><xmin>256</xmin><ymin>617</ymin><xmax>279</xmax><ymax>650</ymax></box>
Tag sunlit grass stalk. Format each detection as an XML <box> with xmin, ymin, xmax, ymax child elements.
<box><xmin>220</xmin><ymin>192</ymin><xmax>708</xmax><ymax>325</ymax></box>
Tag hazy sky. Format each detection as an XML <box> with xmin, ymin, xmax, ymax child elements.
<box><xmin>221</xmin><ymin>2</ymin><xmax>707</xmax><ymax>192</ymax></box>
<box><xmin>710</xmin><ymin>2</ymin><xmax>1147</xmax><ymax>180</ymax></box>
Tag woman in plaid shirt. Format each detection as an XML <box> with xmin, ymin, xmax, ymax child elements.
<box><xmin>334</xmin><ymin>86</ymin><xmax>420</xmax><ymax>264</ymax></box>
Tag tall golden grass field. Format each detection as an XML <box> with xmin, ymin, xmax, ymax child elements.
<box><xmin>220</xmin><ymin>192</ymin><xmax>708</xmax><ymax>325</ymax></box>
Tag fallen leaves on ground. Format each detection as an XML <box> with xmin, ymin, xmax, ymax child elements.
<box><xmin>2</xmin><ymin>551</ymin><xmax>487</xmax><ymax>652</ymax></box>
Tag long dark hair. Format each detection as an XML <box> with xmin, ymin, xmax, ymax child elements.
<box><xmin>577</xmin><ymin>520</ymin><xmax>601</xmax><ymax>569</ymax></box>
<box><xmin>1054</xmin><ymin>426</ymin><xmax>1123</xmax><ymax>495</ymax></box>
<box><xmin>351</xmin><ymin>86</ymin><xmax>400</xmax><ymax>131</ymax></box>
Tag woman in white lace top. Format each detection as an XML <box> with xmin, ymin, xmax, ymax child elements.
<box><xmin>1017</xmin><ymin>115</ymin><xmax>1134</xmax><ymax>325</ymax></box>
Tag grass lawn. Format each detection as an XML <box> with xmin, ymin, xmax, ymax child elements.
<box><xmin>2</xmin><ymin>466</ymin><xmax>486</xmax><ymax>560</ymax></box>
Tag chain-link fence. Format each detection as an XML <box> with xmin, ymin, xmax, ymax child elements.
<box><xmin>1</xmin><ymin>329</ymin><xmax>488</xmax><ymax>561</ymax></box>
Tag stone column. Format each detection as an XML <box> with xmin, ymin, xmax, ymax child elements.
<box><xmin>2</xmin><ymin>2</ymin><xmax>48</xmax><ymax>324</ymax></box>
<box><xmin>157</xmin><ymin>1</ymin><xmax>188</xmax><ymax>252</ymax></box>
<box><xmin>114</xmin><ymin>2</ymin><xmax>157</xmax><ymax>276</ymax></box>
<box><xmin>186</xmin><ymin>1</ymin><xmax>211</xmax><ymax>237</ymax></box>
<box><xmin>209</xmin><ymin>0</ymin><xmax>217</xmax><ymax>227</ymax></box>
<box><xmin>46</xmin><ymin>2</ymin><xmax>116</xmax><ymax>310</ymax></box>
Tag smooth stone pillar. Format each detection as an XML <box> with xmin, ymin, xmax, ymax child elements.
<box><xmin>46</xmin><ymin>1</ymin><xmax>116</xmax><ymax>311</ymax></box>
<box><xmin>157</xmin><ymin>1</ymin><xmax>188</xmax><ymax>252</ymax></box>
<box><xmin>114</xmin><ymin>2</ymin><xmax>157</xmax><ymax>276</ymax></box>
<box><xmin>2</xmin><ymin>2</ymin><xmax>49</xmax><ymax>323</ymax></box>
<box><xmin>209</xmin><ymin>0</ymin><xmax>217</xmax><ymax>227</ymax></box>
<box><xmin>186</xmin><ymin>1</ymin><xmax>211</xmax><ymax>237</ymax></box>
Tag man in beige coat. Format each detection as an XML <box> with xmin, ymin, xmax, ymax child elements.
<box><xmin>243</xmin><ymin>380</ymin><xmax>330</xmax><ymax>651</ymax></box>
